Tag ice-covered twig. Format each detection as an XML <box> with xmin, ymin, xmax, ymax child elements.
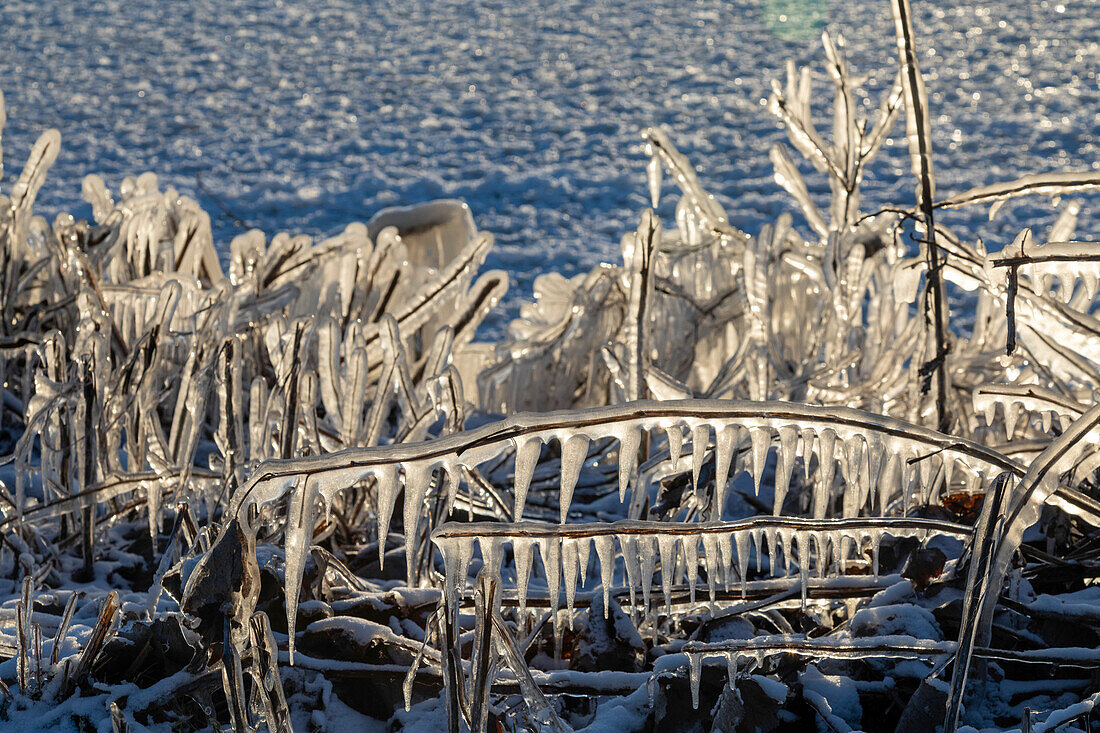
<box><xmin>890</xmin><ymin>0</ymin><xmax>951</xmax><ymax>433</ymax></box>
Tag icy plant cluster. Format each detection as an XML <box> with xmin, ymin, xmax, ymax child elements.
<box><xmin>2</xmin><ymin>0</ymin><xmax>1100</xmax><ymax>730</ymax></box>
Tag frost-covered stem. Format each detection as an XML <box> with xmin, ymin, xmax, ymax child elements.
<box><xmin>144</xmin><ymin>506</ymin><xmax>189</xmax><ymax>618</ymax></box>
<box><xmin>15</xmin><ymin>581</ymin><xmax>29</xmax><ymax>694</ymax></box>
<box><xmin>890</xmin><ymin>0</ymin><xmax>951</xmax><ymax>433</ymax></box>
<box><xmin>1005</xmin><ymin>265</ymin><xmax>1018</xmax><ymax>354</ymax></box>
<box><xmin>991</xmin><ymin>250</ymin><xmax>1100</xmax><ymax>268</ymax></box>
<box><xmin>623</xmin><ymin>210</ymin><xmax>659</xmax><ymax>403</ymax></box>
<box><xmin>440</xmin><ymin>593</ymin><xmax>462</xmax><ymax>733</ymax></box>
<box><xmin>236</xmin><ymin>399</ymin><xmax>1022</xmax><ymax>493</ymax></box>
<box><xmin>944</xmin><ymin>471</ymin><xmax>1010</xmax><ymax>732</ymax></box>
<box><xmin>219</xmin><ymin>337</ymin><xmax>243</xmax><ymax>504</ymax></box>
<box><xmin>220</xmin><ymin>615</ymin><xmax>249</xmax><ymax>733</ymax></box>
<box><xmin>622</xmin><ymin>210</ymin><xmax>659</xmax><ymax>469</ymax></box>
<box><xmin>935</xmin><ymin>171</ymin><xmax>1100</xmax><ymax>209</ymax></box>
<box><xmin>278</xmin><ymin>323</ymin><xmax>306</xmax><ymax>458</ymax></box>
<box><xmin>415</xmin><ymin>478</ymin><xmax>446</xmax><ymax>584</ymax></box>
<box><xmin>468</xmin><ymin>573</ymin><xmax>498</xmax><ymax>733</ymax></box>
<box><xmin>66</xmin><ymin>590</ymin><xmax>119</xmax><ymax>694</ymax></box>
<box><xmin>433</xmin><ymin>516</ymin><xmax>970</xmax><ymax>542</ymax></box>
<box><xmin>78</xmin><ymin>359</ymin><xmax>99</xmax><ymax>579</ymax></box>
<box><xmin>490</xmin><ymin>606</ymin><xmax>571</xmax><ymax>733</ymax></box>
<box><xmin>50</xmin><ymin>592</ymin><xmax>78</xmax><ymax>666</ymax></box>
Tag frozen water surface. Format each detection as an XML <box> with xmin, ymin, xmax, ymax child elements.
<box><xmin>0</xmin><ymin>0</ymin><xmax>1097</xmax><ymax>327</ymax></box>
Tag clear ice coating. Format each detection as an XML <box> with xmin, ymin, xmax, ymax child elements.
<box><xmin>682</xmin><ymin>635</ymin><xmax>956</xmax><ymax>708</ymax></box>
<box><xmin>431</xmin><ymin>515</ymin><xmax>970</xmax><ymax>647</ymax></box>
<box><xmin>4</xmin><ymin>15</ymin><xmax>1100</xmax><ymax>731</ymax></box>
<box><xmin>222</xmin><ymin>396</ymin><xmax>1025</xmax><ymax>655</ymax></box>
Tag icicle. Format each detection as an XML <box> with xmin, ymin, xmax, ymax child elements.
<box><xmin>285</xmin><ymin>478</ymin><xmax>320</xmax><ymax>664</ymax></box>
<box><xmin>442</xmin><ymin>463</ymin><xmax>462</xmax><ymax>515</ymax></box>
<box><xmin>859</xmin><ymin>439</ymin><xmax>873</xmax><ymax>512</ymax></box>
<box><xmin>830</xmin><ymin>531</ymin><xmax>843</xmax><ymax>576</ymax></box>
<box><xmin>981</xmin><ymin>399</ymin><xmax>997</xmax><ymax>428</ymax></box>
<box><xmin>647</xmin><ymin>155</ymin><xmax>663</xmax><ymax>208</ymax></box>
<box><xmin>577</xmin><ymin>538</ymin><xmax>591</xmax><ymax>591</ymax></box>
<box><xmin>514</xmin><ymin>537</ymin><xmax>535</xmax><ymax>617</ymax></box>
<box><xmin>559</xmin><ymin>434</ymin><xmax>589</xmax><ymax>523</ymax></box>
<box><xmin>814</xmin><ymin>428</ymin><xmax>836</xmax><ymax>518</ymax></box>
<box><xmin>871</xmin><ymin>531</ymin><xmax>881</xmax><ymax>579</ymax></box>
<box><xmin>538</xmin><ymin>536</ymin><xmax>562</xmax><ymax>632</ymax></box>
<box><xmin>619</xmin><ymin>534</ymin><xmax>642</xmax><ymax>612</ymax></box>
<box><xmin>778</xmin><ymin>528</ymin><xmax>793</xmax><ymax>576</ymax></box>
<box><xmin>689</xmin><ymin>653</ymin><xmax>703</xmax><ymax>710</ymax></box>
<box><xmin>774</xmin><ymin>426</ymin><xmax>798</xmax><ymax>516</ymax></box>
<box><xmin>691</xmin><ymin>424</ymin><xmax>710</xmax><ymax>491</ymax></box>
<box><xmin>561</xmin><ymin>538</ymin><xmax>588</xmax><ymax>626</ymax></box>
<box><xmin>726</xmin><ymin>653</ymin><xmax>739</xmax><ymax>690</ymax></box>
<box><xmin>764</xmin><ymin>529</ymin><xmax>779</xmax><ymax>577</ymax></box>
<box><xmin>867</xmin><ymin>436</ymin><xmax>884</xmax><ymax>513</ymax></box>
<box><xmin>842</xmin><ymin>436</ymin><xmax>864</xmax><ymax>517</ymax></box>
<box><xmin>478</xmin><ymin>537</ymin><xmax>503</xmax><ymax>587</ymax></box>
<box><xmin>901</xmin><ymin>446</ymin><xmax>917</xmax><ymax>514</ymax></box>
<box><xmin>879</xmin><ymin>452</ymin><xmax>900</xmax><ymax>517</ymax></box>
<box><xmin>665</xmin><ymin>424</ymin><xmax>684</xmax><ymax>469</ymax></box>
<box><xmin>683</xmin><ymin>534</ymin><xmax>699</xmax><ymax>604</ymax></box>
<box><xmin>639</xmin><ymin>535</ymin><xmax>657</xmax><ymax>616</ymax></box>
<box><xmin>1004</xmin><ymin>402</ymin><xmax>1020</xmax><ymax>440</ymax></box>
<box><xmin>1082</xmin><ymin>272</ymin><xmax>1099</xmax><ymax>303</ymax></box>
<box><xmin>701</xmin><ymin>534</ymin><xmax>721</xmax><ymax>604</ymax></box>
<box><xmin>916</xmin><ymin>453</ymin><xmax>937</xmax><ymax>506</ymax></box>
<box><xmin>440</xmin><ymin>536</ymin><xmax>476</xmax><ymax>613</ymax></box>
<box><xmin>813</xmin><ymin>532</ymin><xmax>829</xmax><ymax>578</ymax></box>
<box><xmin>657</xmin><ymin>534</ymin><xmax>678</xmax><ymax>615</ymax></box>
<box><xmin>403</xmin><ymin>463</ymin><xmax>433</xmax><ymax>584</ymax></box>
<box><xmin>800</xmin><ymin>426</ymin><xmax>817</xmax><ymax>467</ymax></box>
<box><xmin>753</xmin><ymin>528</ymin><xmax>765</xmax><ymax>576</ymax></box>
<box><xmin>733</xmin><ymin>531</ymin><xmax>749</xmax><ymax>597</ymax></box>
<box><xmin>965</xmin><ymin>470</ymin><xmax>982</xmax><ymax>497</ymax></box>
<box><xmin>618</xmin><ymin>425</ymin><xmax>642</xmax><ymax>503</ymax></box>
<box><xmin>706</xmin><ymin>533</ymin><xmax>727</xmax><ymax>594</ymax></box>
<box><xmin>795</xmin><ymin>531</ymin><xmax>810</xmax><ymax>607</ymax></box>
<box><xmin>594</xmin><ymin>535</ymin><xmax>615</xmax><ymax>617</ymax></box>
<box><xmin>749</xmin><ymin>427</ymin><xmax>770</xmax><ymax>496</ymax></box>
<box><xmin>513</xmin><ymin>436</ymin><xmax>541</xmax><ymax>520</ymax></box>
<box><xmin>374</xmin><ymin>464</ymin><xmax>401</xmax><ymax>564</ymax></box>
<box><xmin>942</xmin><ymin>456</ymin><xmax>956</xmax><ymax>499</ymax></box>
<box><xmin>713</xmin><ymin>423</ymin><xmax>738</xmax><ymax>520</ymax></box>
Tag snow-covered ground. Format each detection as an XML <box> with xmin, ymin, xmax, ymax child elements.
<box><xmin>1</xmin><ymin>0</ymin><xmax>1096</xmax><ymax>330</ymax></box>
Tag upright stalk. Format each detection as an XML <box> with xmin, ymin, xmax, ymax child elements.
<box><xmin>890</xmin><ymin>0</ymin><xmax>951</xmax><ymax>433</ymax></box>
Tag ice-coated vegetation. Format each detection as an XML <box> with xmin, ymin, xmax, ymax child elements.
<box><xmin>1</xmin><ymin>1</ymin><xmax>1100</xmax><ymax>731</ymax></box>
